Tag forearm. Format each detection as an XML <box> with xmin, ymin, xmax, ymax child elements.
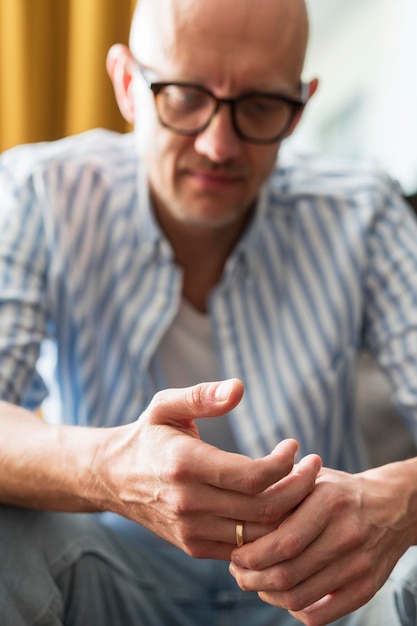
<box><xmin>0</xmin><ymin>400</ymin><xmax>106</xmax><ymax>512</ymax></box>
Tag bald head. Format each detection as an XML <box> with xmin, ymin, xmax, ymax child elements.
<box><xmin>122</xmin><ymin>0</ymin><xmax>314</xmax><ymax>246</ymax></box>
<box><xmin>130</xmin><ymin>0</ymin><xmax>309</xmax><ymax>88</ymax></box>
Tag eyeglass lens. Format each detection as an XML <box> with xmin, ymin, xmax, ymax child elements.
<box><xmin>155</xmin><ymin>85</ymin><xmax>297</xmax><ymax>141</ymax></box>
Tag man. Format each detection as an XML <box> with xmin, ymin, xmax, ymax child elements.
<box><xmin>1</xmin><ymin>0</ymin><xmax>417</xmax><ymax>624</ymax></box>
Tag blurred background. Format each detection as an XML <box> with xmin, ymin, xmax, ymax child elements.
<box><xmin>0</xmin><ymin>0</ymin><xmax>135</xmax><ymax>149</ymax></box>
<box><xmin>290</xmin><ymin>0</ymin><xmax>417</xmax><ymax>196</ymax></box>
<box><xmin>0</xmin><ymin>0</ymin><xmax>416</xmax><ymax>196</ymax></box>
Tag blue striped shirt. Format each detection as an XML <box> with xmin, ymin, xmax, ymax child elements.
<box><xmin>1</xmin><ymin>128</ymin><xmax>417</xmax><ymax>471</ymax></box>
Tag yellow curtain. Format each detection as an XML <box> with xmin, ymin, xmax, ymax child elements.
<box><xmin>0</xmin><ymin>0</ymin><xmax>136</xmax><ymax>153</ymax></box>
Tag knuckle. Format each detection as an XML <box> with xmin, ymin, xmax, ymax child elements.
<box><xmin>241</xmin><ymin>457</ymin><xmax>287</xmax><ymax>496</ymax></box>
<box><xmin>183</xmin><ymin>540</ymin><xmax>206</xmax><ymax>559</ymax></box>
<box><xmin>165</xmin><ymin>492</ymin><xmax>182</xmax><ymax>516</ymax></box>
<box><xmin>163</xmin><ymin>457</ymin><xmax>188</xmax><ymax>486</ymax></box>
<box><xmin>248</xmin><ymin>564</ymin><xmax>296</xmax><ymax>592</ymax></box>
<box><xmin>278</xmin><ymin>531</ymin><xmax>304</xmax><ymax>560</ymax></box>
<box><xmin>166</xmin><ymin>489</ymin><xmax>194</xmax><ymax>515</ymax></box>
<box><xmin>162</xmin><ymin>466</ymin><xmax>195</xmax><ymax>515</ymax></box>
<box><xmin>351</xmin><ymin>574</ymin><xmax>377</xmax><ymax>608</ymax></box>
<box><xmin>240</xmin><ymin>467</ymin><xmax>265</xmax><ymax>496</ymax></box>
<box><xmin>339</xmin><ymin>524</ymin><xmax>363</xmax><ymax>551</ymax></box>
<box><xmin>281</xmin><ymin>587</ymin><xmax>305</xmax><ymax>612</ymax></box>
<box><xmin>333</xmin><ymin>517</ymin><xmax>366</xmax><ymax>554</ymax></box>
<box><xmin>294</xmin><ymin>463</ymin><xmax>316</xmax><ymax>488</ymax></box>
<box><xmin>327</xmin><ymin>486</ymin><xmax>358</xmax><ymax>517</ymax></box>
<box><xmin>274</xmin><ymin>565</ymin><xmax>296</xmax><ymax>591</ymax></box>
<box><xmin>148</xmin><ymin>388</ymin><xmax>167</xmax><ymax>411</ymax></box>
<box><xmin>175</xmin><ymin>526</ymin><xmax>207</xmax><ymax>559</ymax></box>
<box><xmin>324</xmin><ymin>488</ymin><xmax>345</xmax><ymax>513</ymax></box>
<box><xmin>256</xmin><ymin>498</ymin><xmax>278</xmax><ymax>523</ymax></box>
<box><xmin>354</xmin><ymin>556</ymin><xmax>379</xmax><ymax>596</ymax></box>
<box><xmin>358</xmin><ymin>551</ymin><xmax>376</xmax><ymax>577</ymax></box>
<box><xmin>241</xmin><ymin>552</ymin><xmax>261</xmax><ymax>571</ymax></box>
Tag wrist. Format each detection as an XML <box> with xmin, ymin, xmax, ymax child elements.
<box><xmin>362</xmin><ymin>457</ymin><xmax>417</xmax><ymax>547</ymax></box>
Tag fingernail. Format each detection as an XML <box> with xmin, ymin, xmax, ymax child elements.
<box><xmin>232</xmin><ymin>555</ymin><xmax>245</xmax><ymax>568</ymax></box>
<box><xmin>214</xmin><ymin>379</ymin><xmax>234</xmax><ymax>401</ymax></box>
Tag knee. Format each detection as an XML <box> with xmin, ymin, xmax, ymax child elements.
<box><xmin>0</xmin><ymin>506</ymin><xmax>93</xmax><ymax>565</ymax></box>
<box><xmin>0</xmin><ymin>506</ymin><xmax>66</xmax><ymax>624</ymax></box>
<box><xmin>0</xmin><ymin>506</ymin><xmax>109</xmax><ymax>591</ymax></box>
<box><xmin>0</xmin><ymin>506</ymin><xmax>107</xmax><ymax>625</ymax></box>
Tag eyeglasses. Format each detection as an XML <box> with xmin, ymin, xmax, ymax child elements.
<box><xmin>132</xmin><ymin>56</ymin><xmax>308</xmax><ymax>145</ymax></box>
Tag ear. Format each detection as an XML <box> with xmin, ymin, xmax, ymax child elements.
<box><xmin>106</xmin><ymin>44</ymin><xmax>135</xmax><ymax>124</ymax></box>
<box><xmin>285</xmin><ymin>77</ymin><xmax>319</xmax><ymax>137</ymax></box>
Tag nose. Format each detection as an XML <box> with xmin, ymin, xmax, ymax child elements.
<box><xmin>193</xmin><ymin>104</ymin><xmax>242</xmax><ymax>163</ymax></box>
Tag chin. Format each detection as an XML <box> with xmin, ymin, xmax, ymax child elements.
<box><xmin>175</xmin><ymin>188</ymin><xmax>253</xmax><ymax>224</ymax></box>
<box><xmin>178</xmin><ymin>204</ymin><xmax>249</xmax><ymax>229</ymax></box>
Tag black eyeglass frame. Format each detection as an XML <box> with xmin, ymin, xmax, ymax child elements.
<box><xmin>131</xmin><ymin>56</ymin><xmax>309</xmax><ymax>145</ymax></box>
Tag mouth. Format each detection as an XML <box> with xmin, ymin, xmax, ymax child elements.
<box><xmin>185</xmin><ymin>169</ymin><xmax>245</xmax><ymax>191</ymax></box>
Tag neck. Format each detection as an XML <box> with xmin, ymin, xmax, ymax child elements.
<box><xmin>157</xmin><ymin>212</ymin><xmax>252</xmax><ymax>313</ymax></box>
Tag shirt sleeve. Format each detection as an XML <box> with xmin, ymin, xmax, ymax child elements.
<box><xmin>0</xmin><ymin>148</ymin><xmax>50</xmax><ymax>408</ymax></box>
<box><xmin>363</xmin><ymin>176</ymin><xmax>417</xmax><ymax>439</ymax></box>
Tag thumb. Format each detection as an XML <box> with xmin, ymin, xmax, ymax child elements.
<box><xmin>147</xmin><ymin>378</ymin><xmax>244</xmax><ymax>426</ymax></box>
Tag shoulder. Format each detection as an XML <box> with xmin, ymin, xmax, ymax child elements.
<box><xmin>0</xmin><ymin>129</ymin><xmax>138</xmax><ymax>195</ymax></box>
<box><xmin>266</xmin><ymin>151</ymin><xmax>403</xmax><ymax>218</ymax></box>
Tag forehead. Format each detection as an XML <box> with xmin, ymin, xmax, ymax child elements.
<box><xmin>131</xmin><ymin>0</ymin><xmax>308</xmax><ymax>92</ymax></box>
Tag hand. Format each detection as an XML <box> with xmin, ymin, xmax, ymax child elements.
<box><xmin>90</xmin><ymin>378</ymin><xmax>321</xmax><ymax>560</ymax></box>
<box><xmin>229</xmin><ymin>460</ymin><xmax>417</xmax><ymax>625</ymax></box>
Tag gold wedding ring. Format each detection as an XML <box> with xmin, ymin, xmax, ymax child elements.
<box><xmin>235</xmin><ymin>520</ymin><xmax>244</xmax><ymax>548</ymax></box>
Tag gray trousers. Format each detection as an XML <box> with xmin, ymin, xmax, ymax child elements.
<box><xmin>0</xmin><ymin>505</ymin><xmax>415</xmax><ymax>625</ymax></box>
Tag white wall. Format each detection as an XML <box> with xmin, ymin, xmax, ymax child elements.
<box><xmin>286</xmin><ymin>0</ymin><xmax>417</xmax><ymax>194</ymax></box>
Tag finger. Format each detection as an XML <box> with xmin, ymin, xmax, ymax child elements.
<box><xmin>255</xmin><ymin>454</ymin><xmax>323</xmax><ymax>522</ymax></box>
<box><xmin>231</xmin><ymin>538</ymin><xmax>360</xmax><ymax>597</ymax></box>
<box><xmin>231</xmin><ymin>465</ymin><xmax>328</xmax><ymax>569</ymax></box>
<box><xmin>177</xmin><ymin>538</ymin><xmax>243</xmax><ymax>561</ymax></box>
<box><xmin>167</xmin><ymin>454</ymin><xmax>322</xmax><ymax>550</ymax></box>
<box><xmin>211</xmin><ymin>454</ymin><xmax>322</xmax><ymax>548</ymax></box>
<box><xmin>148</xmin><ymin>378</ymin><xmax>245</xmax><ymax>425</ymax></box>
<box><xmin>147</xmin><ymin>381</ymin><xmax>304</xmax><ymax>495</ymax></box>
<box><xmin>153</xmin><ymin>443</ymin><xmax>302</xmax><ymax>528</ymax></box>
<box><xmin>169</xmin><ymin>513</ymin><xmax>279</xmax><ymax>558</ymax></box>
<box><xmin>228</xmin><ymin>452</ymin><xmax>321</xmax><ymax>525</ymax></box>
<box><xmin>194</xmin><ymin>438</ymin><xmax>302</xmax><ymax>497</ymax></box>
<box><xmin>290</xmin><ymin>549</ymin><xmax>377</xmax><ymax>611</ymax></box>
<box><xmin>256</xmin><ymin>551</ymin><xmax>379</xmax><ymax>619</ymax></box>
<box><xmin>288</xmin><ymin>576</ymin><xmax>379</xmax><ymax>626</ymax></box>
<box><xmin>230</xmin><ymin>519</ymin><xmax>381</xmax><ymax>615</ymax></box>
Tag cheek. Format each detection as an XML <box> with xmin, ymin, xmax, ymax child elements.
<box><xmin>249</xmin><ymin>145</ymin><xmax>280</xmax><ymax>186</ymax></box>
<box><xmin>140</xmin><ymin>131</ymin><xmax>189</xmax><ymax>202</ymax></box>
<box><xmin>137</xmin><ymin>123</ymin><xmax>190</xmax><ymax>185</ymax></box>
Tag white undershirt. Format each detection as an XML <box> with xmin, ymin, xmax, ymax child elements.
<box><xmin>100</xmin><ymin>300</ymin><xmax>239</xmax><ymax>536</ymax></box>
<box><xmin>156</xmin><ymin>299</ymin><xmax>238</xmax><ymax>453</ymax></box>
